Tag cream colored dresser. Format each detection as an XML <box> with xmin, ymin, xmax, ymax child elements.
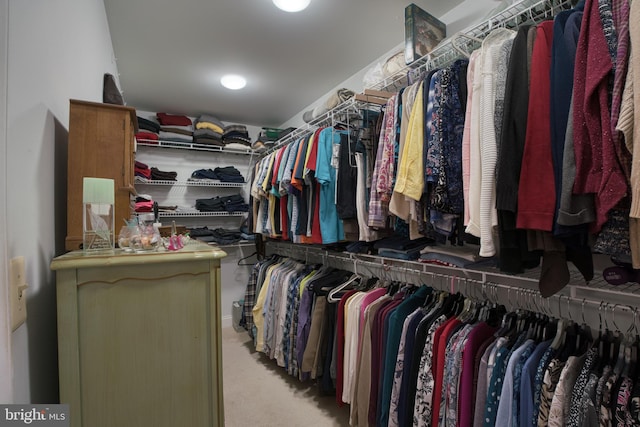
<box><xmin>50</xmin><ymin>243</ymin><xmax>227</xmax><ymax>427</ymax></box>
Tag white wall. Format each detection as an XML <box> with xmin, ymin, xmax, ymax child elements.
<box><xmin>6</xmin><ymin>0</ymin><xmax>119</xmax><ymax>403</ymax></box>
<box><xmin>0</xmin><ymin>0</ymin><xmax>12</xmax><ymax>404</ymax></box>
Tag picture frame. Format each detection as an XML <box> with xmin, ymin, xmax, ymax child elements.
<box><xmin>404</xmin><ymin>3</ymin><xmax>447</xmax><ymax>65</ymax></box>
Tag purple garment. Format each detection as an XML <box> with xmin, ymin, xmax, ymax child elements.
<box><xmin>296</xmin><ymin>286</ymin><xmax>314</xmax><ymax>376</ymax></box>
<box><xmin>458</xmin><ymin>322</ymin><xmax>498</xmax><ymax>427</ymax></box>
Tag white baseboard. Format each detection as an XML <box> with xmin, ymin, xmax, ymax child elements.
<box><xmin>221</xmin><ymin>315</ymin><xmax>233</xmax><ymax>329</ymax></box>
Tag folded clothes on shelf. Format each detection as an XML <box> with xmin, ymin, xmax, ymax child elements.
<box><xmin>188</xmin><ymin>226</ymin><xmax>214</xmax><ymax>237</ymax></box>
<box><xmin>188</xmin><ymin>226</ymin><xmax>251</xmax><ymax>245</ymax></box>
<box><xmin>195</xmin><ymin>194</ymin><xmax>248</xmax><ymax>213</ymax></box>
<box><xmin>135</xmin><ymin>200</ymin><xmax>154</xmax><ymax>212</ymax></box>
<box><xmin>190</xmin><ymin>169</ymin><xmax>219</xmax><ymax>180</ymax></box>
<box><xmin>194</xmin><ymin>114</ymin><xmax>225</xmax><ymax>134</ymax></box>
<box><xmin>150</xmin><ymin>167</ymin><xmax>178</xmax><ymax>181</ymax></box>
<box><xmin>222</xmin><ymin>124</ymin><xmax>251</xmax><ymax>146</ymax></box>
<box><xmin>194</xmin><ymin>128</ymin><xmax>222</xmax><ymax>140</ymax></box>
<box><xmin>211</xmin><ymin>228</ymin><xmax>243</xmax><ymax>245</ymax></box>
<box><xmin>378</xmin><ymin>247</ymin><xmax>425</xmax><ymax>261</ymax></box>
<box><xmin>223</xmin><ymin>136</ymin><xmax>252</xmax><ymax>146</ymax></box>
<box><xmin>135</xmin><ymin>161</ymin><xmax>151</xmax><ymax>179</ymax></box>
<box><xmin>373</xmin><ymin>236</ymin><xmax>432</xmax><ymax>251</ymax></box>
<box><xmin>137</xmin><ymin>116</ymin><xmax>161</xmax><ymax>133</ymax></box>
<box><xmin>135</xmin><ymin>131</ymin><xmax>159</xmax><ymax>142</ymax></box>
<box><xmin>189</xmin><ymin>166</ymin><xmax>244</xmax><ymax>183</ymax></box>
<box><xmin>160</xmin><ymin>125</ymin><xmax>193</xmax><ymax>136</ymax></box>
<box><xmin>157</xmin><ymin>112</ymin><xmax>192</xmax><ymax>127</ymax></box>
<box><xmin>224</xmin><ymin>142</ymin><xmax>253</xmax><ymax>151</ymax></box>
<box><xmin>345</xmin><ymin>240</ymin><xmax>376</xmax><ymax>254</ymax></box>
<box><xmin>189</xmin><ymin>167</ymin><xmax>245</xmax><ymax>183</ymax></box>
<box><xmin>159</xmin><ymin>130</ymin><xmax>193</xmax><ymax>142</ymax></box>
<box><xmin>214</xmin><ymin>166</ymin><xmax>244</xmax><ymax>183</ymax></box>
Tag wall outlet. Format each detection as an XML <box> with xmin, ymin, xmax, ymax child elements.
<box><xmin>10</xmin><ymin>256</ymin><xmax>27</xmax><ymax>331</ymax></box>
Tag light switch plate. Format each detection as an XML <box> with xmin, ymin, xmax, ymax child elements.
<box><xmin>10</xmin><ymin>256</ymin><xmax>27</xmax><ymax>331</ymax></box>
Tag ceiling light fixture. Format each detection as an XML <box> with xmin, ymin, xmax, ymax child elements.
<box><xmin>220</xmin><ymin>74</ymin><xmax>247</xmax><ymax>90</ymax></box>
<box><xmin>273</xmin><ymin>0</ymin><xmax>310</xmax><ymax>13</ymax></box>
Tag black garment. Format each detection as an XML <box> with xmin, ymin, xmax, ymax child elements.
<box><xmin>273</xmin><ymin>195</ymin><xmax>281</xmax><ymax>236</ymax></box>
<box><xmin>191</xmin><ymin>169</ymin><xmax>218</xmax><ymax>180</ymax></box>
<box><xmin>320</xmin><ymin>301</ymin><xmax>337</xmax><ymax>395</ymax></box>
<box><xmin>209</xmin><ymin>228</ymin><xmax>242</xmax><ymax>245</ymax></box>
<box><xmin>496</xmin><ymin>25</ymin><xmax>532</xmax><ymax>213</ymax></box>
<box><xmin>188</xmin><ymin>226</ymin><xmax>214</xmax><ymax>237</ymax></box>
<box><xmin>336</xmin><ymin>132</ymin><xmax>358</xmax><ymax>220</ymax></box>
<box><xmin>137</xmin><ymin>116</ymin><xmax>161</xmax><ymax>133</ymax></box>
<box><xmin>195</xmin><ymin>194</ymin><xmax>248</xmax><ymax>213</ymax></box>
<box><xmin>297</xmin><ymin>185</ymin><xmax>309</xmax><ymax>236</ymax></box>
<box><xmin>150</xmin><ymin>167</ymin><xmax>177</xmax><ymax>181</ymax></box>
<box><xmin>214</xmin><ymin>166</ymin><xmax>245</xmax><ymax>183</ymax></box>
<box><xmin>496</xmin><ymin>25</ymin><xmax>541</xmax><ymax>274</ymax></box>
<box><xmin>373</xmin><ymin>236</ymin><xmax>432</xmax><ymax>251</ymax></box>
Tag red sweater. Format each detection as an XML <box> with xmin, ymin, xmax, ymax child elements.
<box><xmin>517</xmin><ymin>21</ymin><xmax>555</xmax><ymax>231</ymax></box>
<box><xmin>572</xmin><ymin>0</ymin><xmax>628</xmax><ymax>231</ymax></box>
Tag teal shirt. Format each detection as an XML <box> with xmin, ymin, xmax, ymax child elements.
<box><xmin>315</xmin><ymin>128</ymin><xmax>345</xmax><ymax>244</ymax></box>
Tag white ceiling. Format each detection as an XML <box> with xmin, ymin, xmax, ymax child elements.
<box><xmin>103</xmin><ymin>0</ymin><xmax>463</xmax><ymax>127</ymax></box>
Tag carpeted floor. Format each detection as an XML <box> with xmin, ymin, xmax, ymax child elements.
<box><xmin>222</xmin><ymin>326</ymin><xmax>351</xmax><ymax>426</ymax></box>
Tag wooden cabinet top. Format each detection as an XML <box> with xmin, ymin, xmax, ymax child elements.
<box><xmin>70</xmin><ymin>99</ymin><xmax>138</xmax><ymax>131</ymax></box>
<box><xmin>51</xmin><ymin>242</ymin><xmax>227</xmax><ymax>271</ymax></box>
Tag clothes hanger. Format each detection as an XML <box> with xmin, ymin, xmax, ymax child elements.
<box><xmin>622</xmin><ymin>307</ymin><xmax>637</xmax><ymax>378</ymax></box>
<box><xmin>612</xmin><ymin>304</ymin><xmax>627</xmax><ymax>376</ymax></box>
<box><xmin>327</xmin><ymin>261</ymin><xmax>362</xmax><ymax>303</ymax></box>
<box><xmin>576</xmin><ymin>298</ymin><xmax>593</xmax><ymax>355</ymax></box>
<box><xmin>327</xmin><ymin>273</ymin><xmax>360</xmax><ymax>303</ymax></box>
<box><xmin>237</xmin><ymin>251</ymin><xmax>258</xmax><ymax>266</ymax></box>
<box><xmin>550</xmin><ymin>295</ymin><xmax>569</xmax><ymax>351</ymax></box>
<box><xmin>450</xmin><ymin>32</ymin><xmax>481</xmax><ymax>58</ymax></box>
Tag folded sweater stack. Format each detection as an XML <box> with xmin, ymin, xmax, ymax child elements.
<box><xmin>194</xmin><ymin>114</ymin><xmax>225</xmax><ymax>146</ymax></box>
<box><xmin>136</xmin><ymin>117</ymin><xmax>161</xmax><ymax>143</ymax></box>
<box><xmin>135</xmin><ymin>161</ymin><xmax>151</xmax><ymax>179</ymax></box>
<box><xmin>157</xmin><ymin>113</ymin><xmax>194</xmax><ymax>143</ymax></box>
<box><xmin>195</xmin><ymin>194</ymin><xmax>248</xmax><ymax>213</ymax></box>
<box><xmin>223</xmin><ymin>124</ymin><xmax>251</xmax><ymax>148</ymax></box>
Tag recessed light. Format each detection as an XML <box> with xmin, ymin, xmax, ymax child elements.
<box><xmin>220</xmin><ymin>74</ymin><xmax>247</xmax><ymax>90</ymax></box>
<box><xmin>273</xmin><ymin>0</ymin><xmax>310</xmax><ymax>12</ymax></box>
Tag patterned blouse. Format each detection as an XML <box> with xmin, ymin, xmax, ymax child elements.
<box><xmin>413</xmin><ymin>315</ymin><xmax>446</xmax><ymax>427</ymax></box>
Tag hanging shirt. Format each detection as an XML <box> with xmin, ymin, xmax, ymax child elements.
<box><xmin>394</xmin><ymin>82</ymin><xmax>425</xmax><ymax>202</ymax></box>
<box><xmin>316</xmin><ymin>127</ymin><xmax>346</xmax><ymax>244</ymax></box>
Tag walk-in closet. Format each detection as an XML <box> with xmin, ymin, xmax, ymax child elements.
<box><xmin>240</xmin><ymin>0</ymin><xmax>640</xmax><ymax>425</ymax></box>
<box><xmin>3</xmin><ymin>0</ymin><xmax>640</xmax><ymax>425</ymax></box>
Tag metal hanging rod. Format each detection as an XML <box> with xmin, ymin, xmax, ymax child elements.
<box><xmin>264</xmin><ymin>241</ymin><xmax>640</xmax><ymax>329</ymax></box>
<box><xmin>372</xmin><ymin>0</ymin><xmax>574</xmax><ymax>91</ymax></box>
<box><xmin>257</xmin><ymin>98</ymin><xmax>371</xmax><ymax>160</ymax></box>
